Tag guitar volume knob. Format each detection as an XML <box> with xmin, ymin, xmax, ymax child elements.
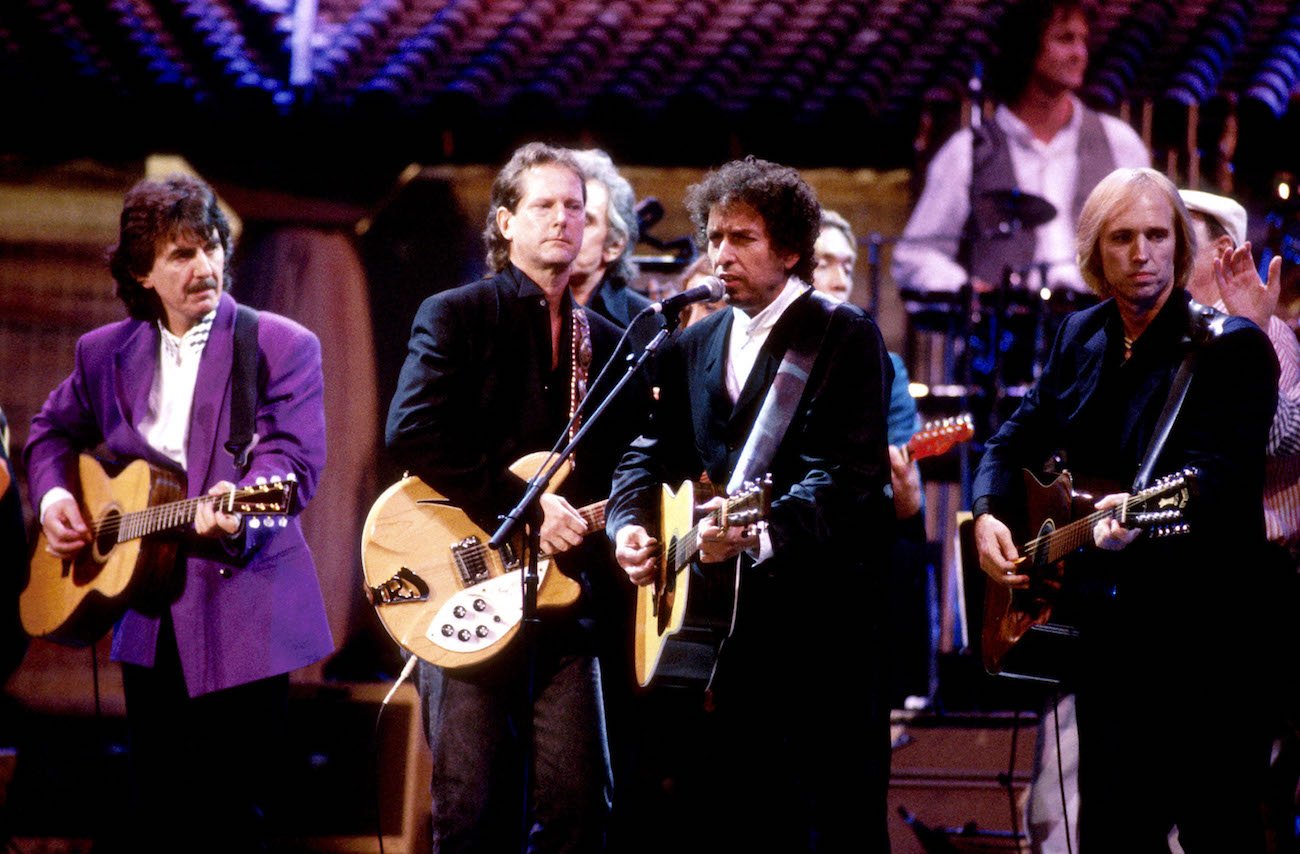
<box><xmin>457</xmin><ymin>629</ymin><xmax>472</xmax><ymax>642</ymax></box>
<box><xmin>453</xmin><ymin>605</ymin><xmax>467</xmax><ymax>619</ymax></box>
<box><xmin>440</xmin><ymin>624</ymin><xmax>454</xmax><ymax>637</ymax></box>
<box><xmin>473</xmin><ymin>598</ymin><xmax>487</xmax><ymax>611</ymax></box>
<box><xmin>475</xmin><ymin>626</ymin><xmax>490</xmax><ymax>638</ymax></box>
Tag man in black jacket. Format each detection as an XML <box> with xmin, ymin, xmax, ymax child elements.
<box><xmin>973</xmin><ymin>167</ymin><xmax>1278</xmax><ymax>850</ymax></box>
<box><xmin>387</xmin><ymin>142</ymin><xmax>641</xmax><ymax>853</ymax></box>
<box><xmin>606</xmin><ymin>157</ymin><xmax>895</xmax><ymax>852</ymax></box>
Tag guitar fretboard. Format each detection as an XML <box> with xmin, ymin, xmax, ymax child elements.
<box><xmin>1023</xmin><ymin>486</ymin><xmax>1178</xmax><ymax>564</ymax></box>
<box><xmin>94</xmin><ymin>489</ymin><xmax>286</xmax><ymax>543</ymax></box>
<box><xmin>450</xmin><ymin>498</ymin><xmax>610</xmax><ymax>586</ymax></box>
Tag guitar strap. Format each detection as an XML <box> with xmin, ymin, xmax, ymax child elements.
<box><xmin>225</xmin><ymin>304</ymin><xmax>260</xmax><ymax>477</ymax></box>
<box><xmin>1130</xmin><ymin>299</ymin><xmax>1227</xmax><ymax>492</ymax></box>
<box><xmin>726</xmin><ymin>290</ymin><xmax>838</xmax><ymax>494</ymax></box>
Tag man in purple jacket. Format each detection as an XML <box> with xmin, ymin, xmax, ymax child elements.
<box><xmin>25</xmin><ymin>173</ymin><xmax>333</xmax><ymax>853</ymax></box>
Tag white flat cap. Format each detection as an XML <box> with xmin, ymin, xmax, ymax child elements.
<box><xmin>1179</xmin><ymin>189</ymin><xmax>1247</xmax><ymax>248</ymax></box>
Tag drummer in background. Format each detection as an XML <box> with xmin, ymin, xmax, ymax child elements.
<box><xmin>891</xmin><ymin>0</ymin><xmax>1149</xmax><ymax>297</ymax></box>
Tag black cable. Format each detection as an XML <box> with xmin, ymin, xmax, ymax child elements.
<box><xmin>1005</xmin><ymin>707</ymin><xmax>1022</xmax><ymax>843</ymax></box>
<box><xmin>371</xmin><ymin>656</ymin><xmax>418</xmax><ymax>854</ymax></box>
<box><xmin>1053</xmin><ymin>692</ymin><xmax>1074</xmax><ymax>854</ymax></box>
<box><xmin>370</xmin><ymin>701</ymin><xmax>388</xmax><ymax>854</ymax></box>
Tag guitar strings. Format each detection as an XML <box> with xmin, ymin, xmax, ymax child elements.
<box><xmin>443</xmin><ymin>499</ymin><xmax>609</xmax><ymax>579</ymax></box>
<box><xmin>1020</xmin><ymin>482</ymin><xmax>1178</xmax><ymax>558</ymax></box>
<box><xmin>89</xmin><ymin>487</ymin><xmax>284</xmax><ymax>540</ymax></box>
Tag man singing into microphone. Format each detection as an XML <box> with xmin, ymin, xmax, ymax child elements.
<box><xmin>606</xmin><ymin>156</ymin><xmax>896</xmax><ymax>852</ymax></box>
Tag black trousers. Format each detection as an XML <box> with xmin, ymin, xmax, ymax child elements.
<box><xmin>107</xmin><ymin>616</ymin><xmax>289</xmax><ymax>854</ymax></box>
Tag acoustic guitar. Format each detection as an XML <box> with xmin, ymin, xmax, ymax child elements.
<box><xmin>361</xmin><ymin>452</ymin><xmax>605</xmax><ymax>670</ymax></box>
<box><xmin>634</xmin><ymin>477</ymin><xmax>772</xmax><ymax>688</ymax></box>
<box><xmin>22</xmin><ymin>453</ymin><xmax>297</xmax><ymax>646</ymax></box>
<box><xmin>981</xmin><ymin>467</ymin><xmax>1196</xmax><ymax>681</ymax></box>
<box><xmin>633</xmin><ymin>414</ymin><xmax>975</xmax><ymax>689</ymax></box>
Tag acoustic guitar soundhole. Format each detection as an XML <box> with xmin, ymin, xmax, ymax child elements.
<box><xmin>76</xmin><ymin>508</ymin><xmax>121</xmax><ymax>584</ymax></box>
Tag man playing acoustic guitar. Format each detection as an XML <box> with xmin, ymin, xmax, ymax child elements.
<box><xmin>972</xmin><ymin>167</ymin><xmax>1280</xmax><ymax>850</ymax></box>
<box><xmin>607</xmin><ymin>157</ymin><xmax>896</xmax><ymax>852</ymax></box>
<box><xmin>24</xmin><ymin>173</ymin><xmax>333</xmax><ymax>852</ymax></box>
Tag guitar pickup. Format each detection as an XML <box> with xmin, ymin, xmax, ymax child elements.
<box><xmin>365</xmin><ymin>567</ymin><xmax>430</xmax><ymax>606</ymax></box>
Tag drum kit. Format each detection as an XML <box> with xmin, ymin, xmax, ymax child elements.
<box><xmin>868</xmin><ymin>188</ymin><xmax>1097</xmax><ymax>438</ymax></box>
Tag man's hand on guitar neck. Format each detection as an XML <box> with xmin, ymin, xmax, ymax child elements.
<box><xmin>195</xmin><ymin>481</ymin><xmax>243</xmax><ymax>538</ymax></box>
<box><xmin>696</xmin><ymin>496</ymin><xmax>761</xmax><ymax>564</ymax></box>
<box><xmin>1092</xmin><ymin>492</ymin><xmax>1141</xmax><ymax>551</ymax></box>
<box><xmin>538</xmin><ymin>492</ymin><xmax>587</xmax><ymax>555</ymax></box>
<box><xmin>614</xmin><ymin>525</ymin><xmax>660</xmax><ymax>586</ymax></box>
<box><xmin>974</xmin><ymin>513</ymin><xmax>1030</xmax><ymax>588</ymax></box>
<box><xmin>41</xmin><ymin>496</ymin><xmax>91</xmax><ymax>558</ymax></box>
<box><xmin>889</xmin><ymin>444</ymin><xmax>923</xmax><ymax>520</ymax></box>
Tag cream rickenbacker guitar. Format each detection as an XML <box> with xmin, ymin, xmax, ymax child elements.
<box><xmin>634</xmin><ymin>477</ymin><xmax>771</xmax><ymax>688</ymax></box>
<box><xmin>361</xmin><ymin>452</ymin><xmax>605</xmax><ymax>670</ymax></box>
<box><xmin>22</xmin><ymin>454</ymin><xmax>297</xmax><ymax>646</ymax></box>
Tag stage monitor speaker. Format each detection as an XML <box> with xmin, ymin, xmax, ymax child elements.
<box><xmin>284</xmin><ymin>680</ymin><xmax>431</xmax><ymax>854</ymax></box>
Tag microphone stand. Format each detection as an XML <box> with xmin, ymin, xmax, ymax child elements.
<box><xmin>487</xmin><ymin>309</ymin><xmax>677</xmax><ymax>853</ymax></box>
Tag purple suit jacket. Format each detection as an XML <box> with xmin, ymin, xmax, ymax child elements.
<box><xmin>25</xmin><ymin>294</ymin><xmax>334</xmax><ymax>696</ymax></box>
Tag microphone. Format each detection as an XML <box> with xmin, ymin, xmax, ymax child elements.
<box><xmin>649</xmin><ymin>276</ymin><xmax>725</xmax><ymax>316</ymax></box>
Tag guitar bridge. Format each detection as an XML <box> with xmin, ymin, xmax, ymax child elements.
<box><xmin>452</xmin><ymin>536</ymin><xmax>493</xmax><ymax>585</ymax></box>
<box><xmin>366</xmin><ymin>567</ymin><xmax>430</xmax><ymax>606</ymax></box>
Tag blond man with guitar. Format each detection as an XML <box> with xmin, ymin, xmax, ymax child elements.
<box><xmin>972</xmin><ymin>167</ymin><xmax>1278</xmax><ymax>850</ymax></box>
<box><xmin>23</xmin><ymin>173</ymin><xmax>332</xmax><ymax>853</ymax></box>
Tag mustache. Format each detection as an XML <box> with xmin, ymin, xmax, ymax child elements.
<box><xmin>186</xmin><ymin>277</ymin><xmax>219</xmax><ymax>294</ymax></box>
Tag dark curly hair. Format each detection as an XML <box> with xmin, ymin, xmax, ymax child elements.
<box><xmin>483</xmin><ymin>142</ymin><xmax>585</xmax><ymax>274</ymax></box>
<box><xmin>684</xmin><ymin>156</ymin><xmax>820</xmax><ymax>284</ymax></box>
<box><xmin>987</xmin><ymin>0</ymin><xmax>1095</xmax><ymax>105</ymax></box>
<box><xmin>108</xmin><ymin>173</ymin><xmax>233</xmax><ymax>322</ymax></box>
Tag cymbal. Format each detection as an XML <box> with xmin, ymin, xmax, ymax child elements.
<box><xmin>976</xmin><ymin>189</ymin><xmax>1057</xmax><ymax>232</ymax></box>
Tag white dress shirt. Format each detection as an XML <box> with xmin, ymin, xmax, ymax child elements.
<box><xmin>892</xmin><ymin>95</ymin><xmax>1150</xmax><ymax>294</ymax></box>
<box><xmin>40</xmin><ymin>313</ymin><xmax>214</xmax><ymax>522</ymax></box>
<box><xmin>723</xmin><ymin>278</ymin><xmax>809</xmax><ymax>562</ymax></box>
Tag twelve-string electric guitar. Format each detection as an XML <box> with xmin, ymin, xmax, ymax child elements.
<box><xmin>361</xmin><ymin>452</ymin><xmax>605</xmax><ymax>670</ymax></box>
<box><xmin>22</xmin><ymin>453</ymin><xmax>297</xmax><ymax>646</ymax></box>
<box><xmin>981</xmin><ymin>467</ymin><xmax>1197</xmax><ymax>681</ymax></box>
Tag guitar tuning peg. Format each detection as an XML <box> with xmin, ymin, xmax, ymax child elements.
<box><xmin>255</xmin><ymin>476</ymin><xmax>267</xmax><ymax>485</ymax></box>
<box><xmin>286</xmin><ymin>472</ymin><xmax>297</xmax><ymax>482</ymax></box>
<box><xmin>277</xmin><ymin>517</ymin><xmax>287</xmax><ymax>528</ymax></box>
<box><xmin>270</xmin><ymin>475</ymin><xmax>282</xmax><ymax>483</ymax></box>
<box><xmin>248</xmin><ymin>517</ymin><xmax>262</xmax><ymax>530</ymax></box>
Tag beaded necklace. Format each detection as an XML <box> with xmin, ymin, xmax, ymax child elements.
<box><xmin>568</xmin><ymin>304</ymin><xmax>592</xmax><ymax>445</ymax></box>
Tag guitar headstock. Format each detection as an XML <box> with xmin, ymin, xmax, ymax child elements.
<box><xmin>232</xmin><ymin>474</ymin><xmax>298</xmax><ymax>529</ymax></box>
<box><xmin>908</xmin><ymin>414</ymin><xmax>974</xmax><ymax>462</ymax></box>
<box><xmin>725</xmin><ymin>475</ymin><xmax>772</xmax><ymax>528</ymax></box>
<box><xmin>1125</xmin><ymin>467</ymin><xmax>1199</xmax><ymax>538</ymax></box>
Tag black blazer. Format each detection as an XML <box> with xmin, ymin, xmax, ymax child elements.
<box><xmin>606</xmin><ymin>288</ymin><xmax>895</xmax><ymax>590</ymax></box>
<box><xmin>387</xmin><ymin>265</ymin><xmax>643</xmax><ymax>536</ymax></box>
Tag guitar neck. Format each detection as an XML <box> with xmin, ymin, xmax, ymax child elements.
<box><xmin>531</xmin><ymin>499</ymin><xmax>608</xmax><ymax>562</ymax></box>
<box><xmin>579</xmin><ymin>500</ymin><xmax>607</xmax><ymax>536</ymax></box>
<box><xmin>106</xmin><ymin>493</ymin><xmax>224</xmax><ymax>543</ymax></box>
<box><xmin>666</xmin><ymin>503</ymin><xmax>735</xmax><ymax>572</ymax></box>
<box><xmin>1025</xmin><ymin>496</ymin><xmax>1142</xmax><ymax>564</ymax></box>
